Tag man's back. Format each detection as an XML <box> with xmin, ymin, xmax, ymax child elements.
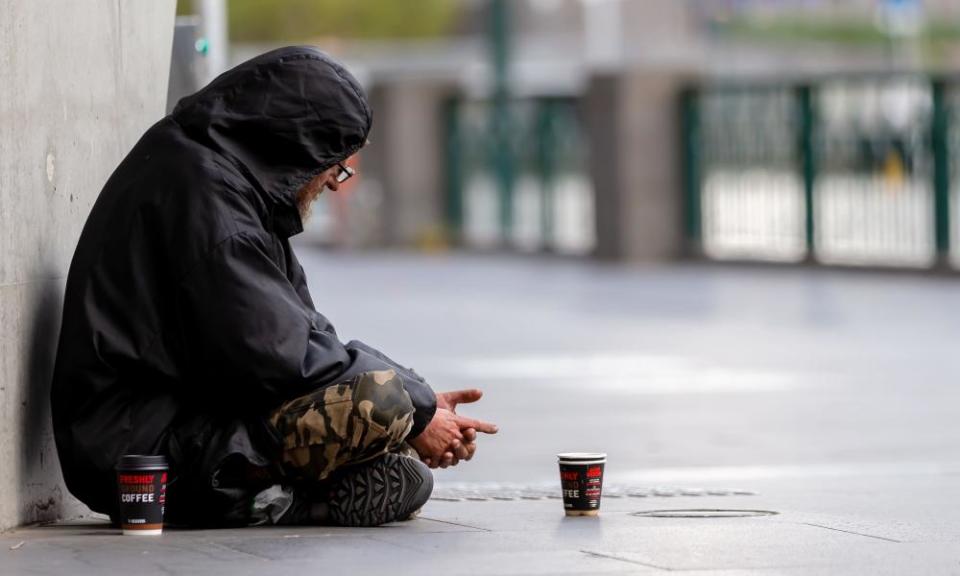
<box><xmin>51</xmin><ymin>115</ymin><xmax>280</xmax><ymax>516</ymax></box>
<box><xmin>49</xmin><ymin>47</ymin><xmax>422</xmax><ymax>524</ymax></box>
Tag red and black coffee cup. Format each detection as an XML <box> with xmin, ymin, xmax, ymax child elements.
<box><xmin>116</xmin><ymin>455</ymin><xmax>168</xmax><ymax>535</ymax></box>
<box><xmin>557</xmin><ymin>452</ymin><xmax>606</xmax><ymax>516</ymax></box>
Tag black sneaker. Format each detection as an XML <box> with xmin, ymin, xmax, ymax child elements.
<box><xmin>327</xmin><ymin>453</ymin><xmax>434</xmax><ymax>527</ymax></box>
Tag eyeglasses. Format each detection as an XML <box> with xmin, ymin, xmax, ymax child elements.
<box><xmin>335</xmin><ymin>162</ymin><xmax>355</xmax><ymax>184</ymax></box>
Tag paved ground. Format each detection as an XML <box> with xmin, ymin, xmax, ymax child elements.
<box><xmin>4</xmin><ymin>251</ymin><xmax>960</xmax><ymax>574</ymax></box>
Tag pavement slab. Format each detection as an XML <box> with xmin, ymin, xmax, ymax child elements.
<box><xmin>5</xmin><ymin>252</ymin><xmax>960</xmax><ymax>574</ymax></box>
<box><xmin>4</xmin><ymin>482</ymin><xmax>960</xmax><ymax>575</ymax></box>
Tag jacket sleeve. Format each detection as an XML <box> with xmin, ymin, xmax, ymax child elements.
<box><xmin>344</xmin><ymin>340</ymin><xmax>437</xmax><ymax>438</ymax></box>
<box><xmin>176</xmin><ymin>232</ymin><xmax>435</xmax><ymax>437</ymax></box>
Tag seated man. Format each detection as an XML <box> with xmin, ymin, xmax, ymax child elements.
<box><xmin>50</xmin><ymin>46</ymin><xmax>497</xmax><ymax>527</ymax></box>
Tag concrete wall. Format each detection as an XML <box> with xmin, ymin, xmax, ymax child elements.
<box><xmin>0</xmin><ymin>0</ymin><xmax>176</xmax><ymax>531</ymax></box>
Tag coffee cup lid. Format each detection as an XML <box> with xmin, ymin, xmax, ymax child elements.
<box><xmin>557</xmin><ymin>452</ymin><xmax>607</xmax><ymax>461</ymax></box>
<box><xmin>117</xmin><ymin>455</ymin><xmax>168</xmax><ymax>470</ymax></box>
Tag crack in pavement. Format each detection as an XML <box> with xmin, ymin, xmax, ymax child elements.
<box><xmin>580</xmin><ymin>549</ymin><xmax>671</xmax><ymax>571</ymax></box>
<box><xmin>417</xmin><ymin>517</ymin><xmax>492</xmax><ymax>532</ymax></box>
<box><xmin>802</xmin><ymin>522</ymin><xmax>902</xmax><ymax>543</ymax></box>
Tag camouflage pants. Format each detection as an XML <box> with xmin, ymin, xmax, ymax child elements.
<box><xmin>269</xmin><ymin>369</ymin><xmax>416</xmax><ymax>482</ymax></box>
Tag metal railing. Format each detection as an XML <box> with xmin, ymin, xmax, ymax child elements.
<box><xmin>683</xmin><ymin>76</ymin><xmax>960</xmax><ymax>269</ymax></box>
<box><xmin>444</xmin><ymin>97</ymin><xmax>595</xmax><ymax>255</ymax></box>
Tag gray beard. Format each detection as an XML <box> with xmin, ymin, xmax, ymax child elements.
<box><xmin>296</xmin><ymin>185</ymin><xmax>322</xmax><ymax>223</ymax></box>
<box><xmin>298</xmin><ymin>198</ymin><xmax>314</xmax><ymax>223</ymax></box>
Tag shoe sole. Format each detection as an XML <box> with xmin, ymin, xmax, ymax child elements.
<box><xmin>328</xmin><ymin>453</ymin><xmax>434</xmax><ymax>527</ymax></box>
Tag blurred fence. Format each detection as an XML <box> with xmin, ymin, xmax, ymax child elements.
<box><xmin>444</xmin><ymin>97</ymin><xmax>595</xmax><ymax>255</ymax></box>
<box><xmin>684</xmin><ymin>76</ymin><xmax>960</xmax><ymax>269</ymax></box>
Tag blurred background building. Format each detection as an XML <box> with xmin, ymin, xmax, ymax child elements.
<box><xmin>169</xmin><ymin>0</ymin><xmax>960</xmax><ymax>269</ymax></box>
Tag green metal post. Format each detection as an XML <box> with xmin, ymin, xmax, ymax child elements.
<box><xmin>443</xmin><ymin>97</ymin><xmax>464</xmax><ymax>244</ymax></box>
<box><xmin>680</xmin><ymin>88</ymin><xmax>702</xmax><ymax>254</ymax></box>
<box><xmin>536</xmin><ymin>99</ymin><xmax>558</xmax><ymax>251</ymax></box>
<box><xmin>798</xmin><ymin>85</ymin><xmax>817</xmax><ymax>261</ymax></box>
<box><xmin>931</xmin><ymin>79</ymin><xmax>951</xmax><ymax>266</ymax></box>
<box><xmin>490</xmin><ymin>0</ymin><xmax>514</xmax><ymax>244</ymax></box>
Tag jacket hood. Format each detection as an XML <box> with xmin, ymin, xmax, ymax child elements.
<box><xmin>172</xmin><ymin>46</ymin><xmax>372</xmax><ymax>236</ymax></box>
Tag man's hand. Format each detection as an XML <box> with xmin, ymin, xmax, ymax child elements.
<box><xmin>423</xmin><ymin>427</ymin><xmax>479</xmax><ymax>469</ymax></box>
<box><xmin>427</xmin><ymin>389</ymin><xmax>489</xmax><ymax>467</ymax></box>
<box><xmin>410</xmin><ymin>393</ymin><xmax>497</xmax><ymax>469</ymax></box>
<box><xmin>436</xmin><ymin>389</ymin><xmax>484</xmax><ymax>413</ymax></box>
<box><xmin>409</xmin><ymin>407</ymin><xmax>462</xmax><ymax>466</ymax></box>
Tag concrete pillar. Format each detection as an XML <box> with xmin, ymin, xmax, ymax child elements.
<box><xmin>0</xmin><ymin>0</ymin><xmax>176</xmax><ymax>530</ymax></box>
<box><xmin>166</xmin><ymin>17</ymin><xmax>205</xmax><ymax>114</ymax></box>
<box><xmin>587</xmin><ymin>70</ymin><xmax>690</xmax><ymax>262</ymax></box>
<box><xmin>365</xmin><ymin>79</ymin><xmax>458</xmax><ymax>248</ymax></box>
<box><xmin>199</xmin><ymin>0</ymin><xmax>229</xmax><ymax>82</ymax></box>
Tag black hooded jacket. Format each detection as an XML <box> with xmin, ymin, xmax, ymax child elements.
<box><xmin>50</xmin><ymin>47</ymin><xmax>436</xmax><ymax>524</ymax></box>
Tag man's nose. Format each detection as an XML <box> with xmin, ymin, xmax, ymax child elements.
<box><xmin>326</xmin><ymin>176</ymin><xmax>340</xmax><ymax>192</ymax></box>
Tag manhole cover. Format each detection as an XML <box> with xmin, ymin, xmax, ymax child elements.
<box><xmin>631</xmin><ymin>509</ymin><xmax>778</xmax><ymax>519</ymax></box>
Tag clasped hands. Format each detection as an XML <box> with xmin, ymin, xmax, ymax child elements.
<box><xmin>408</xmin><ymin>389</ymin><xmax>498</xmax><ymax>469</ymax></box>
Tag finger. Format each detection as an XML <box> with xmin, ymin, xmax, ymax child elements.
<box><xmin>453</xmin><ymin>415</ymin><xmax>498</xmax><ymax>434</ymax></box>
<box><xmin>461</xmin><ymin>441</ymin><xmax>477</xmax><ymax>461</ymax></box>
<box><xmin>453</xmin><ymin>441</ymin><xmax>470</xmax><ymax>460</ymax></box>
<box><xmin>444</xmin><ymin>389</ymin><xmax>483</xmax><ymax>410</ymax></box>
<box><xmin>440</xmin><ymin>451</ymin><xmax>455</xmax><ymax>469</ymax></box>
<box><xmin>462</xmin><ymin>428</ymin><xmax>478</xmax><ymax>442</ymax></box>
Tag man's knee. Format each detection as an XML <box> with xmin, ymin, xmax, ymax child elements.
<box><xmin>350</xmin><ymin>369</ymin><xmax>415</xmax><ymax>446</ymax></box>
<box><xmin>269</xmin><ymin>369</ymin><xmax>415</xmax><ymax>481</ymax></box>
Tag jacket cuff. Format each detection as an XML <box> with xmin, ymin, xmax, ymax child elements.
<box><xmin>405</xmin><ymin>384</ymin><xmax>437</xmax><ymax>440</ymax></box>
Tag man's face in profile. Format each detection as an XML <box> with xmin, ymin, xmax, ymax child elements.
<box><xmin>296</xmin><ymin>156</ymin><xmax>355</xmax><ymax>221</ymax></box>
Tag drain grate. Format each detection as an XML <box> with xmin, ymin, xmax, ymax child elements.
<box><xmin>631</xmin><ymin>509</ymin><xmax>777</xmax><ymax>519</ymax></box>
<box><xmin>431</xmin><ymin>484</ymin><xmax>756</xmax><ymax>503</ymax></box>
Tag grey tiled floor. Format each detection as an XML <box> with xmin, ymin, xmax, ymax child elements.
<box><xmin>5</xmin><ymin>475</ymin><xmax>960</xmax><ymax>575</ymax></box>
<box><xmin>5</xmin><ymin>251</ymin><xmax>960</xmax><ymax>574</ymax></box>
